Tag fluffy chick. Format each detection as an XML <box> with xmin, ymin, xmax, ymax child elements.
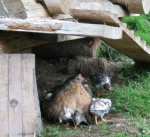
<box><xmin>90</xmin><ymin>98</ymin><xmax>112</xmax><ymax>124</ymax></box>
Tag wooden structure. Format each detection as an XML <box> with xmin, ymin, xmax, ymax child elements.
<box><xmin>0</xmin><ymin>54</ymin><xmax>42</xmax><ymax>137</ymax></box>
<box><xmin>0</xmin><ymin>0</ymin><xmax>150</xmax><ymax>62</ymax></box>
<box><xmin>0</xmin><ymin>0</ymin><xmax>150</xmax><ymax>136</ymax></box>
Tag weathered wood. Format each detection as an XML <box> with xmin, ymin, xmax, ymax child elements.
<box><xmin>44</xmin><ymin>0</ymin><xmax>127</xmax><ymax>25</ymax></box>
<box><xmin>0</xmin><ymin>0</ymin><xmax>27</xmax><ymax>18</ymax></box>
<box><xmin>20</xmin><ymin>0</ymin><xmax>51</xmax><ymax>18</ymax></box>
<box><xmin>109</xmin><ymin>0</ymin><xmax>150</xmax><ymax>14</ymax></box>
<box><xmin>57</xmin><ymin>35</ymin><xmax>83</xmax><ymax>42</ymax></box>
<box><xmin>0</xmin><ymin>18</ymin><xmax>123</xmax><ymax>39</ymax></box>
<box><xmin>33</xmin><ymin>73</ymin><xmax>43</xmax><ymax>136</ymax></box>
<box><xmin>44</xmin><ymin>0</ymin><xmax>78</xmax><ymax>14</ymax></box>
<box><xmin>8</xmin><ymin>55</ymin><xmax>22</xmax><ymax>136</ymax></box>
<box><xmin>33</xmin><ymin>38</ymin><xmax>101</xmax><ymax>58</ymax></box>
<box><xmin>101</xmin><ymin>18</ymin><xmax>150</xmax><ymax>62</ymax></box>
<box><xmin>0</xmin><ymin>0</ymin><xmax>51</xmax><ymax>19</ymax></box>
<box><xmin>0</xmin><ymin>55</ymin><xmax>9</xmax><ymax>137</ymax></box>
<box><xmin>21</xmin><ymin>54</ymin><xmax>36</xmax><ymax>137</ymax></box>
<box><xmin>0</xmin><ymin>54</ymin><xmax>42</xmax><ymax>136</ymax></box>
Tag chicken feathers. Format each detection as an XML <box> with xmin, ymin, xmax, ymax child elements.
<box><xmin>42</xmin><ymin>74</ymin><xmax>95</xmax><ymax>125</ymax></box>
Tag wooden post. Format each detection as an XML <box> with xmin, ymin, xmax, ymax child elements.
<box><xmin>0</xmin><ymin>54</ymin><xmax>42</xmax><ymax>137</ymax></box>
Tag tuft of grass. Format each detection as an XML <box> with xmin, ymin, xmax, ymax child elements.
<box><xmin>122</xmin><ymin>14</ymin><xmax>150</xmax><ymax>46</ymax></box>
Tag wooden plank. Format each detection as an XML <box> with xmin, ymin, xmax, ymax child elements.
<box><xmin>101</xmin><ymin>19</ymin><xmax>150</xmax><ymax>62</ymax></box>
<box><xmin>8</xmin><ymin>54</ymin><xmax>22</xmax><ymax>137</ymax></box>
<box><xmin>33</xmin><ymin>71</ymin><xmax>43</xmax><ymax>136</ymax></box>
<box><xmin>0</xmin><ymin>55</ymin><xmax>9</xmax><ymax>137</ymax></box>
<box><xmin>20</xmin><ymin>0</ymin><xmax>51</xmax><ymax>19</ymax></box>
<box><xmin>0</xmin><ymin>18</ymin><xmax>123</xmax><ymax>39</ymax></box>
<box><xmin>21</xmin><ymin>54</ymin><xmax>36</xmax><ymax>137</ymax></box>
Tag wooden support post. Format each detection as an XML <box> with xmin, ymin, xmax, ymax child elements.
<box><xmin>0</xmin><ymin>54</ymin><xmax>42</xmax><ymax>136</ymax></box>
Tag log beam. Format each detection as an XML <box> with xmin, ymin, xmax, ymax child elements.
<box><xmin>44</xmin><ymin>0</ymin><xmax>127</xmax><ymax>25</ymax></box>
<box><xmin>109</xmin><ymin>0</ymin><xmax>150</xmax><ymax>14</ymax></box>
<box><xmin>0</xmin><ymin>18</ymin><xmax>123</xmax><ymax>39</ymax></box>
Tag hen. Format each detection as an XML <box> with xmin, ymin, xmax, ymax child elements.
<box><xmin>90</xmin><ymin>98</ymin><xmax>112</xmax><ymax>124</ymax></box>
<box><xmin>42</xmin><ymin>74</ymin><xmax>94</xmax><ymax>126</ymax></box>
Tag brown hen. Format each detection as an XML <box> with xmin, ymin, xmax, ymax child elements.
<box><xmin>42</xmin><ymin>74</ymin><xmax>95</xmax><ymax>125</ymax></box>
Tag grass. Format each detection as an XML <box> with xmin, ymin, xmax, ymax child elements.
<box><xmin>40</xmin><ymin>60</ymin><xmax>150</xmax><ymax>137</ymax></box>
<box><xmin>122</xmin><ymin>14</ymin><xmax>150</xmax><ymax>46</ymax></box>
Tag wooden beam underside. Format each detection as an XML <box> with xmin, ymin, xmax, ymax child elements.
<box><xmin>0</xmin><ymin>18</ymin><xmax>123</xmax><ymax>39</ymax></box>
<box><xmin>101</xmin><ymin>19</ymin><xmax>150</xmax><ymax>62</ymax></box>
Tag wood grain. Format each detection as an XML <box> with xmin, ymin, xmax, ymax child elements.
<box><xmin>0</xmin><ymin>18</ymin><xmax>123</xmax><ymax>39</ymax></box>
<box><xmin>0</xmin><ymin>55</ymin><xmax>9</xmax><ymax>137</ymax></box>
<box><xmin>21</xmin><ymin>54</ymin><xmax>36</xmax><ymax>137</ymax></box>
<box><xmin>8</xmin><ymin>54</ymin><xmax>22</xmax><ymax>137</ymax></box>
<box><xmin>0</xmin><ymin>54</ymin><xmax>41</xmax><ymax>136</ymax></box>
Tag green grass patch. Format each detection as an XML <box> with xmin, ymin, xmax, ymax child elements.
<box><xmin>107</xmin><ymin>65</ymin><xmax>150</xmax><ymax>117</ymax></box>
<box><xmin>122</xmin><ymin>14</ymin><xmax>150</xmax><ymax>46</ymax></box>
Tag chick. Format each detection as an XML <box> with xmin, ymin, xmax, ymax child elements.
<box><xmin>90</xmin><ymin>98</ymin><xmax>112</xmax><ymax>124</ymax></box>
<box><xmin>96</xmin><ymin>75</ymin><xmax>112</xmax><ymax>91</ymax></box>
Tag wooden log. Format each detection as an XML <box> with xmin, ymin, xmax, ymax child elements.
<box><xmin>109</xmin><ymin>0</ymin><xmax>150</xmax><ymax>14</ymax></box>
<box><xmin>32</xmin><ymin>38</ymin><xmax>101</xmax><ymax>58</ymax></box>
<box><xmin>0</xmin><ymin>0</ymin><xmax>51</xmax><ymax>19</ymax></box>
<box><xmin>44</xmin><ymin>0</ymin><xmax>127</xmax><ymax>25</ymax></box>
<box><xmin>43</xmin><ymin>0</ymin><xmax>78</xmax><ymax>14</ymax></box>
<box><xmin>0</xmin><ymin>54</ymin><xmax>42</xmax><ymax>136</ymax></box>
<box><xmin>0</xmin><ymin>0</ymin><xmax>27</xmax><ymax>18</ymax></box>
<box><xmin>0</xmin><ymin>18</ymin><xmax>123</xmax><ymax>39</ymax></box>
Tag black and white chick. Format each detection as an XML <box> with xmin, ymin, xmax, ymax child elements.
<box><xmin>91</xmin><ymin>74</ymin><xmax>113</xmax><ymax>91</ymax></box>
<box><xmin>90</xmin><ymin>98</ymin><xmax>112</xmax><ymax>124</ymax></box>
